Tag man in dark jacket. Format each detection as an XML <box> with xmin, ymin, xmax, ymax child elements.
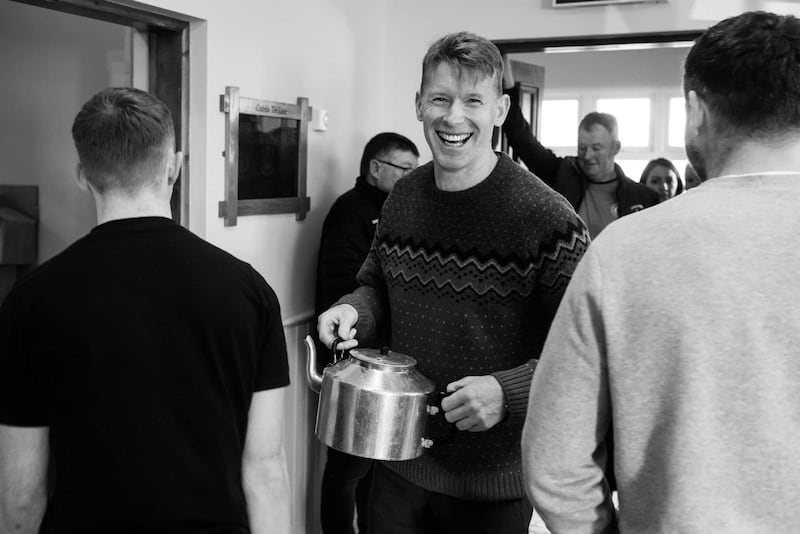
<box><xmin>314</xmin><ymin>131</ymin><xmax>418</xmax><ymax>534</ymax></box>
<box><xmin>502</xmin><ymin>60</ymin><xmax>659</xmax><ymax>238</ymax></box>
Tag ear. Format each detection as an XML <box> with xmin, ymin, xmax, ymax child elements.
<box><xmin>369</xmin><ymin>158</ymin><xmax>381</xmax><ymax>179</ymax></box>
<box><xmin>167</xmin><ymin>151</ymin><xmax>183</xmax><ymax>186</ymax></box>
<box><xmin>611</xmin><ymin>139</ymin><xmax>621</xmax><ymax>157</ymax></box>
<box><xmin>494</xmin><ymin>93</ymin><xmax>510</xmax><ymax>126</ymax></box>
<box><xmin>685</xmin><ymin>90</ymin><xmax>706</xmax><ymax>136</ymax></box>
<box><xmin>75</xmin><ymin>162</ymin><xmax>90</xmax><ymax>192</ymax></box>
<box><xmin>415</xmin><ymin>91</ymin><xmax>423</xmax><ymax>122</ymax></box>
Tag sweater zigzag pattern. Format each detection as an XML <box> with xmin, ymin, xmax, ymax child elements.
<box><xmin>379</xmin><ymin>218</ymin><xmax>586</xmax><ymax>300</ymax></box>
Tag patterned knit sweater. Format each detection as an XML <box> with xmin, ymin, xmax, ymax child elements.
<box><xmin>338</xmin><ymin>152</ymin><xmax>590</xmax><ymax>500</ymax></box>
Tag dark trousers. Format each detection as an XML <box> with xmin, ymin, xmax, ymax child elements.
<box><xmin>368</xmin><ymin>462</ymin><xmax>532</xmax><ymax>534</ymax></box>
<box><xmin>321</xmin><ymin>447</ymin><xmax>374</xmax><ymax>534</ymax></box>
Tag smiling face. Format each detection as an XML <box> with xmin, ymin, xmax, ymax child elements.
<box><xmin>577</xmin><ymin>124</ymin><xmax>619</xmax><ymax>182</ymax></box>
<box><xmin>644</xmin><ymin>164</ymin><xmax>678</xmax><ymax>201</ymax></box>
<box><xmin>415</xmin><ymin>62</ymin><xmax>509</xmax><ymax>187</ymax></box>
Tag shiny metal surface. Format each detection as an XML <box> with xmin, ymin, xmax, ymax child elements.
<box><xmin>304</xmin><ymin>335</ymin><xmax>436</xmax><ymax>461</ymax></box>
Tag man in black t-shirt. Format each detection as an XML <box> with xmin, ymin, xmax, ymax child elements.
<box><xmin>0</xmin><ymin>88</ymin><xmax>291</xmax><ymax>534</ymax></box>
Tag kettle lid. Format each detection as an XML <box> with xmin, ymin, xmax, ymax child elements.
<box><xmin>350</xmin><ymin>347</ymin><xmax>417</xmax><ymax>370</ymax></box>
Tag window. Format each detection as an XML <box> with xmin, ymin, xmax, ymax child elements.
<box><xmin>668</xmin><ymin>97</ymin><xmax>686</xmax><ymax>147</ymax></box>
<box><xmin>615</xmin><ymin>159</ymin><xmax>650</xmax><ymax>182</ymax></box>
<box><xmin>540</xmin><ymin>91</ymin><xmax>688</xmax><ymax>186</ymax></box>
<box><xmin>540</xmin><ymin>99</ymin><xmax>579</xmax><ymax>148</ymax></box>
<box><xmin>596</xmin><ymin>98</ymin><xmax>651</xmax><ymax>148</ymax></box>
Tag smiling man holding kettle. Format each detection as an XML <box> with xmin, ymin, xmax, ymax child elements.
<box><xmin>318</xmin><ymin>31</ymin><xmax>590</xmax><ymax>534</ymax></box>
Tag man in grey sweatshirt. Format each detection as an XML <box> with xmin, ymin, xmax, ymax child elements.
<box><xmin>522</xmin><ymin>10</ymin><xmax>800</xmax><ymax>534</ymax></box>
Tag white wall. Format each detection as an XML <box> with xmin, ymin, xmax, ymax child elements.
<box><xmin>0</xmin><ymin>1</ymin><xmax>130</xmax><ymax>262</ymax></box>
<box><xmin>124</xmin><ymin>0</ymin><xmax>406</xmax><ymax>325</ymax></box>
<box><xmin>130</xmin><ymin>0</ymin><xmax>721</xmax><ymax>323</ymax></box>
<box><xmin>514</xmin><ymin>46</ymin><xmax>690</xmax><ymax>93</ymax></box>
<box><xmin>132</xmin><ymin>0</ymin><xmax>800</xmax><ymax>320</ymax></box>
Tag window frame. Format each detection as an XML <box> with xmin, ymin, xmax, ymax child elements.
<box><xmin>540</xmin><ymin>88</ymin><xmax>687</xmax><ymax>163</ymax></box>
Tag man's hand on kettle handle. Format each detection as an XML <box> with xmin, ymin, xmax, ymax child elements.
<box><xmin>440</xmin><ymin>376</ymin><xmax>506</xmax><ymax>432</ymax></box>
<box><xmin>317</xmin><ymin>304</ymin><xmax>359</xmax><ymax>350</ymax></box>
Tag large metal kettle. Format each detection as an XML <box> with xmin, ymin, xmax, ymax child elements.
<box><xmin>304</xmin><ymin>335</ymin><xmax>440</xmax><ymax>461</ymax></box>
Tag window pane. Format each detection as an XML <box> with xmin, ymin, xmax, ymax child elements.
<box><xmin>540</xmin><ymin>99</ymin><xmax>579</xmax><ymax>148</ymax></box>
<box><xmin>616</xmin><ymin>159</ymin><xmax>650</xmax><ymax>182</ymax></box>
<box><xmin>668</xmin><ymin>97</ymin><xmax>686</xmax><ymax>147</ymax></box>
<box><xmin>596</xmin><ymin>98</ymin><xmax>651</xmax><ymax>148</ymax></box>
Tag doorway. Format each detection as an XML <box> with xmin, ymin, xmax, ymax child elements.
<box><xmin>494</xmin><ymin>31</ymin><xmax>703</xmax><ymax>184</ymax></box>
<box><xmin>0</xmin><ymin>0</ymin><xmax>189</xmax><ymax>265</ymax></box>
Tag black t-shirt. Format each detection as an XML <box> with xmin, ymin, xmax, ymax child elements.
<box><xmin>0</xmin><ymin>217</ymin><xmax>290</xmax><ymax>533</ymax></box>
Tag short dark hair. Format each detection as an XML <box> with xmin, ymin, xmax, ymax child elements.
<box><xmin>640</xmin><ymin>157</ymin><xmax>684</xmax><ymax>195</ymax></box>
<box><xmin>420</xmin><ymin>31</ymin><xmax>504</xmax><ymax>96</ymax></box>
<box><xmin>684</xmin><ymin>11</ymin><xmax>800</xmax><ymax>140</ymax></box>
<box><xmin>359</xmin><ymin>132</ymin><xmax>419</xmax><ymax>179</ymax></box>
<box><xmin>71</xmin><ymin>87</ymin><xmax>175</xmax><ymax>193</ymax></box>
<box><xmin>579</xmin><ymin>112</ymin><xmax>618</xmax><ymax>139</ymax></box>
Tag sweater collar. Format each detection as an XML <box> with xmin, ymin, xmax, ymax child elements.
<box><xmin>424</xmin><ymin>152</ymin><xmax>513</xmax><ymax>204</ymax></box>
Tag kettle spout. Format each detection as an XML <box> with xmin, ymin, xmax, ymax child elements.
<box><xmin>305</xmin><ymin>334</ymin><xmax>323</xmax><ymax>393</ymax></box>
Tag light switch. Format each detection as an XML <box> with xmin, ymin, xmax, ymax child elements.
<box><xmin>312</xmin><ymin>108</ymin><xmax>329</xmax><ymax>131</ymax></box>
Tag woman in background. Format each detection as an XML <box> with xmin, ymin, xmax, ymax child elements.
<box><xmin>640</xmin><ymin>157</ymin><xmax>683</xmax><ymax>202</ymax></box>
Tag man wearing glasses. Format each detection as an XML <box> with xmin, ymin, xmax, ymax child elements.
<box><xmin>314</xmin><ymin>131</ymin><xmax>418</xmax><ymax>534</ymax></box>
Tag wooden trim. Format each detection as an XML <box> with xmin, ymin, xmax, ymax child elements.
<box><xmin>494</xmin><ymin>30</ymin><xmax>703</xmax><ymax>54</ymax></box>
<box><xmin>179</xmin><ymin>25</ymin><xmax>191</xmax><ymax>228</ymax></box>
<box><xmin>295</xmin><ymin>97</ymin><xmax>310</xmax><ymax>221</ymax></box>
<box><xmin>12</xmin><ymin>0</ymin><xmax>190</xmax><ymax>229</ymax></box>
<box><xmin>218</xmin><ymin>197</ymin><xmax>311</xmax><ymax>218</ymax></box>
<box><xmin>222</xmin><ymin>86</ymin><xmax>240</xmax><ymax>227</ymax></box>
<box><xmin>239</xmin><ymin>97</ymin><xmax>305</xmax><ymax>120</ymax></box>
<box><xmin>219</xmin><ymin>87</ymin><xmax>312</xmax><ymax>225</ymax></box>
<box><xmin>9</xmin><ymin>0</ymin><xmax>188</xmax><ymax>31</ymax></box>
<box><xmin>148</xmin><ymin>26</ymin><xmax>187</xmax><ymax>224</ymax></box>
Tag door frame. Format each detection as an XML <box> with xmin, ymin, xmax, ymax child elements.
<box><xmin>494</xmin><ymin>30</ymin><xmax>704</xmax><ymax>54</ymax></box>
<box><xmin>10</xmin><ymin>0</ymin><xmax>191</xmax><ymax>226</ymax></box>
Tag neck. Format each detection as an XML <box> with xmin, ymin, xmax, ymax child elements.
<box><xmin>92</xmin><ymin>189</ymin><xmax>173</xmax><ymax>225</ymax></box>
<box><xmin>587</xmin><ymin>172</ymin><xmax>617</xmax><ymax>185</ymax></box>
<box><xmin>434</xmin><ymin>150</ymin><xmax>498</xmax><ymax>192</ymax></box>
<box><xmin>709</xmin><ymin>137</ymin><xmax>800</xmax><ymax>178</ymax></box>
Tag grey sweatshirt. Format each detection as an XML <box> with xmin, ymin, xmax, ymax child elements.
<box><xmin>523</xmin><ymin>173</ymin><xmax>800</xmax><ymax>533</ymax></box>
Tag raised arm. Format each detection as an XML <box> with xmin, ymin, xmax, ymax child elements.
<box><xmin>242</xmin><ymin>387</ymin><xmax>291</xmax><ymax>534</ymax></box>
<box><xmin>502</xmin><ymin>55</ymin><xmax>562</xmax><ymax>184</ymax></box>
<box><xmin>0</xmin><ymin>425</ymin><xmax>48</xmax><ymax>534</ymax></box>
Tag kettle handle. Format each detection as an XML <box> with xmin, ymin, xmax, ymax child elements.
<box><xmin>422</xmin><ymin>391</ymin><xmax>457</xmax><ymax>449</ymax></box>
<box><xmin>331</xmin><ymin>336</ymin><xmax>347</xmax><ymax>363</ymax></box>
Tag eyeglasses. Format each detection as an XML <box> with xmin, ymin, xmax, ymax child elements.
<box><xmin>375</xmin><ymin>159</ymin><xmax>415</xmax><ymax>175</ymax></box>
